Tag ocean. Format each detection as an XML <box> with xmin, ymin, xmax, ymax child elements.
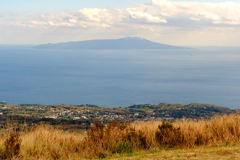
<box><xmin>0</xmin><ymin>45</ymin><xmax>240</xmax><ymax>108</ymax></box>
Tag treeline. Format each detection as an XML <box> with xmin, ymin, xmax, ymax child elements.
<box><xmin>0</xmin><ymin>115</ymin><xmax>93</xmax><ymax>131</ymax></box>
<box><xmin>127</xmin><ymin>103</ymin><xmax>235</xmax><ymax>118</ymax></box>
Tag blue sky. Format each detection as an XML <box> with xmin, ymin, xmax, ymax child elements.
<box><xmin>1</xmin><ymin>0</ymin><xmax>240</xmax><ymax>46</ymax></box>
<box><xmin>1</xmin><ymin>0</ymin><xmax>238</xmax><ymax>13</ymax></box>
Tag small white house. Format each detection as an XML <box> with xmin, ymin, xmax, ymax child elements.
<box><xmin>134</xmin><ymin>113</ymin><xmax>139</xmax><ymax>116</ymax></box>
<box><xmin>73</xmin><ymin>117</ymin><xmax>80</xmax><ymax>120</ymax></box>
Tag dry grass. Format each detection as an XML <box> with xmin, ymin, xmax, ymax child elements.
<box><xmin>111</xmin><ymin>145</ymin><xmax>240</xmax><ymax>160</ymax></box>
<box><xmin>0</xmin><ymin>114</ymin><xmax>240</xmax><ymax>159</ymax></box>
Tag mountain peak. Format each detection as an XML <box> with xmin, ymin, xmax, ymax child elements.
<box><xmin>121</xmin><ymin>37</ymin><xmax>143</xmax><ymax>40</ymax></box>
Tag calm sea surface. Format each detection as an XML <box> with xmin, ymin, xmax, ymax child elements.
<box><xmin>0</xmin><ymin>45</ymin><xmax>240</xmax><ymax>108</ymax></box>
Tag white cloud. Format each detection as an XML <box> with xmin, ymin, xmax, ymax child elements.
<box><xmin>31</xmin><ymin>20</ymin><xmax>48</xmax><ymax>25</ymax></box>
<box><xmin>190</xmin><ymin>17</ymin><xmax>200</xmax><ymax>21</ymax></box>
<box><xmin>69</xmin><ymin>19</ymin><xmax>77</xmax><ymax>23</ymax></box>
<box><xmin>78</xmin><ymin>8</ymin><xmax>108</xmax><ymax>22</ymax></box>
<box><xmin>213</xmin><ymin>21</ymin><xmax>240</xmax><ymax>25</ymax></box>
<box><xmin>198</xmin><ymin>12</ymin><xmax>221</xmax><ymax>21</ymax></box>
<box><xmin>13</xmin><ymin>8</ymin><xmax>123</xmax><ymax>29</ymax></box>
<box><xmin>148</xmin><ymin>0</ymin><xmax>240</xmax><ymax>25</ymax></box>
<box><xmin>128</xmin><ymin>10</ymin><xmax>167</xmax><ymax>23</ymax></box>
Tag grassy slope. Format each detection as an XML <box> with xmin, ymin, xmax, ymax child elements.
<box><xmin>111</xmin><ymin>145</ymin><xmax>240</xmax><ymax>160</ymax></box>
<box><xmin>2</xmin><ymin>114</ymin><xmax>240</xmax><ymax>159</ymax></box>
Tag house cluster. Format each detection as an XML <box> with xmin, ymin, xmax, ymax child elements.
<box><xmin>44</xmin><ymin>109</ymin><xmax>175</xmax><ymax>122</ymax></box>
<box><xmin>0</xmin><ymin>104</ymin><xmax>175</xmax><ymax>122</ymax></box>
<box><xmin>44</xmin><ymin>108</ymin><xmax>132</xmax><ymax>121</ymax></box>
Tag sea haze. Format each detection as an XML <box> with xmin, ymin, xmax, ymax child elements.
<box><xmin>0</xmin><ymin>46</ymin><xmax>240</xmax><ymax>109</ymax></box>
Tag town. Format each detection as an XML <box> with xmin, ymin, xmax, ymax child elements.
<box><xmin>0</xmin><ymin>101</ymin><xmax>236</xmax><ymax>130</ymax></box>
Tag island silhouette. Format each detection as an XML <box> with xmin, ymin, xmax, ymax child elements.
<box><xmin>34</xmin><ymin>37</ymin><xmax>187</xmax><ymax>49</ymax></box>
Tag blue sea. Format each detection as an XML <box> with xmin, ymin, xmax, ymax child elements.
<box><xmin>0</xmin><ymin>45</ymin><xmax>240</xmax><ymax>109</ymax></box>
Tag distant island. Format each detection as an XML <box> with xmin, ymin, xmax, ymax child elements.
<box><xmin>34</xmin><ymin>37</ymin><xmax>187</xmax><ymax>50</ymax></box>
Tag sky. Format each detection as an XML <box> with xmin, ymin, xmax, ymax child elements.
<box><xmin>1</xmin><ymin>0</ymin><xmax>240</xmax><ymax>46</ymax></box>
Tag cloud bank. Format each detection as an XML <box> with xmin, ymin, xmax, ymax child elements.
<box><xmin>1</xmin><ymin>0</ymin><xmax>240</xmax><ymax>45</ymax></box>
<box><xmin>15</xmin><ymin>0</ymin><xmax>240</xmax><ymax>28</ymax></box>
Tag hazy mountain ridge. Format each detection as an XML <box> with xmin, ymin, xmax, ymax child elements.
<box><xmin>34</xmin><ymin>37</ymin><xmax>187</xmax><ymax>49</ymax></box>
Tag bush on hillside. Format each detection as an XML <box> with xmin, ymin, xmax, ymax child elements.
<box><xmin>155</xmin><ymin>121</ymin><xmax>182</xmax><ymax>148</ymax></box>
<box><xmin>83</xmin><ymin>121</ymin><xmax>148</xmax><ymax>158</ymax></box>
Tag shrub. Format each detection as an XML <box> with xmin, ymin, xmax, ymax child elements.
<box><xmin>83</xmin><ymin>121</ymin><xmax>148</xmax><ymax>157</ymax></box>
<box><xmin>3</xmin><ymin>131</ymin><xmax>22</xmax><ymax>159</ymax></box>
<box><xmin>155</xmin><ymin>121</ymin><xmax>183</xmax><ymax>148</ymax></box>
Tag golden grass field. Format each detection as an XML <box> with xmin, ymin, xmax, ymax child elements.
<box><xmin>1</xmin><ymin>114</ymin><xmax>240</xmax><ymax>159</ymax></box>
